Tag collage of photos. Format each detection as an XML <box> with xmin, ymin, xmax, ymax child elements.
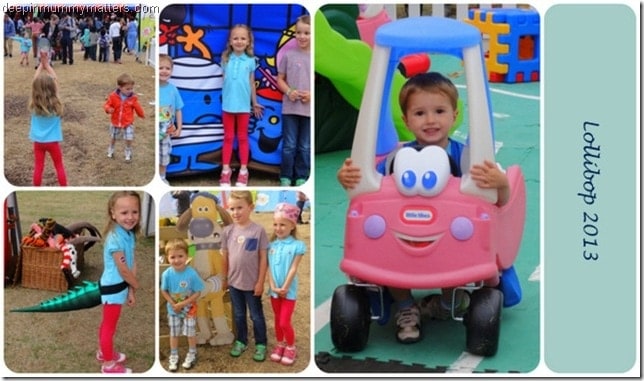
<box><xmin>3</xmin><ymin>3</ymin><xmax>313</xmax><ymax>375</ymax></box>
<box><xmin>4</xmin><ymin>1</ymin><xmax>636</xmax><ymax>379</ymax></box>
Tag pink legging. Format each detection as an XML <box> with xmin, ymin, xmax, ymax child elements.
<box><xmin>270</xmin><ymin>297</ymin><xmax>296</xmax><ymax>346</ymax></box>
<box><xmin>222</xmin><ymin>111</ymin><xmax>250</xmax><ymax>166</ymax></box>
<box><xmin>98</xmin><ymin>303</ymin><xmax>123</xmax><ymax>362</ymax></box>
<box><xmin>33</xmin><ymin>141</ymin><xmax>67</xmax><ymax>186</ymax></box>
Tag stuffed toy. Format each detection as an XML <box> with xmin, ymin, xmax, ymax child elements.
<box><xmin>56</xmin><ymin>234</ymin><xmax>80</xmax><ymax>278</ymax></box>
<box><xmin>20</xmin><ymin>219</ymin><xmax>102</xmax><ymax>290</ymax></box>
<box><xmin>12</xmin><ymin>280</ymin><xmax>101</xmax><ymax>312</ymax></box>
<box><xmin>21</xmin><ymin>218</ymin><xmax>76</xmax><ymax>248</ymax></box>
<box><xmin>21</xmin><ymin>223</ymin><xmax>49</xmax><ymax>247</ymax></box>
<box><xmin>176</xmin><ymin>192</ymin><xmax>235</xmax><ymax>346</ymax></box>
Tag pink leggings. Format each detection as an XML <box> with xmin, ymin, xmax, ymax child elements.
<box><xmin>33</xmin><ymin>141</ymin><xmax>67</xmax><ymax>186</ymax></box>
<box><xmin>222</xmin><ymin>111</ymin><xmax>250</xmax><ymax>166</ymax></box>
<box><xmin>98</xmin><ymin>303</ymin><xmax>123</xmax><ymax>362</ymax></box>
<box><xmin>270</xmin><ymin>297</ymin><xmax>296</xmax><ymax>346</ymax></box>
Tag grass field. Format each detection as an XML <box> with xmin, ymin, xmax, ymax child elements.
<box><xmin>3</xmin><ymin>43</ymin><xmax>155</xmax><ymax>187</ymax></box>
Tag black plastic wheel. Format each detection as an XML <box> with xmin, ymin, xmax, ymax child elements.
<box><xmin>330</xmin><ymin>284</ymin><xmax>371</xmax><ymax>352</ymax></box>
<box><xmin>463</xmin><ymin>287</ymin><xmax>503</xmax><ymax>356</ymax></box>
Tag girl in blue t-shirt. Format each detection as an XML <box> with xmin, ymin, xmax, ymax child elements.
<box><xmin>29</xmin><ymin>51</ymin><xmax>67</xmax><ymax>186</ymax></box>
<box><xmin>219</xmin><ymin>24</ymin><xmax>264</xmax><ymax>187</ymax></box>
<box><xmin>97</xmin><ymin>191</ymin><xmax>141</xmax><ymax>374</ymax></box>
<box><xmin>267</xmin><ymin>202</ymin><xmax>306</xmax><ymax>366</ymax></box>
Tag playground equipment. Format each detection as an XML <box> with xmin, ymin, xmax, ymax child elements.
<box><xmin>329</xmin><ymin>16</ymin><xmax>526</xmax><ymax>356</ymax></box>
<box><xmin>465</xmin><ymin>8</ymin><xmax>540</xmax><ymax>83</ymax></box>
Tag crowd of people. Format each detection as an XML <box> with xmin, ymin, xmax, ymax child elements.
<box><xmin>4</xmin><ymin>11</ymin><xmax>140</xmax><ymax>66</ymax></box>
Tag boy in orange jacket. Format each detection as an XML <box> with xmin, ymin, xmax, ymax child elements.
<box><xmin>104</xmin><ymin>73</ymin><xmax>145</xmax><ymax>162</ymax></box>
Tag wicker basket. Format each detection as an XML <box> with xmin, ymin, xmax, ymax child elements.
<box><xmin>20</xmin><ymin>244</ymin><xmax>85</xmax><ymax>292</ymax></box>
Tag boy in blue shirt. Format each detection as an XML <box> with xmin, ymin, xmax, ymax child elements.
<box><xmin>161</xmin><ymin>238</ymin><xmax>204</xmax><ymax>371</ymax></box>
<box><xmin>158</xmin><ymin>54</ymin><xmax>184</xmax><ymax>184</ymax></box>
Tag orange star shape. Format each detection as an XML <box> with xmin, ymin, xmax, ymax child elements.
<box><xmin>177</xmin><ymin>25</ymin><xmax>211</xmax><ymax>60</ymax></box>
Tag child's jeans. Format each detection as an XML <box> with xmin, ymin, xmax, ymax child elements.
<box><xmin>279</xmin><ymin>114</ymin><xmax>311</xmax><ymax>181</ymax></box>
<box><xmin>228</xmin><ymin>286</ymin><xmax>267</xmax><ymax>346</ymax></box>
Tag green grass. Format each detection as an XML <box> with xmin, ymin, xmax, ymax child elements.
<box><xmin>15</xmin><ymin>191</ymin><xmax>113</xmax><ymax>235</ymax></box>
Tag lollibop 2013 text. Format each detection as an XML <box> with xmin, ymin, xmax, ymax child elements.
<box><xmin>577</xmin><ymin>121</ymin><xmax>600</xmax><ymax>261</ymax></box>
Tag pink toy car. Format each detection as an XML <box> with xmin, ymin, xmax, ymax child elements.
<box><xmin>329</xmin><ymin>16</ymin><xmax>526</xmax><ymax>356</ymax></box>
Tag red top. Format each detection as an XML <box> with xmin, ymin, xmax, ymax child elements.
<box><xmin>104</xmin><ymin>90</ymin><xmax>145</xmax><ymax>128</ymax></box>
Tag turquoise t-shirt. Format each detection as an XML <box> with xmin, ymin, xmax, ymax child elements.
<box><xmin>160</xmin><ymin>266</ymin><xmax>204</xmax><ymax>317</ymax></box>
<box><xmin>100</xmin><ymin>225</ymin><xmax>136</xmax><ymax>304</ymax></box>
<box><xmin>159</xmin><ymin>82</ymin><xmax>184</xmax><ymax>123</ymax></box>
<box><xmin>221</xmin><ymin>53</ymin><xmax>256</xmax><ymax>113</ymax></box>
<box><xmin>267</xmin><ymin>236</ymin><xmax>306</xmax><ymax>300</ymax></box>
<box><xmin>30</xmin><ymin>113</ymin><xmax>62</xmax><ymax>143</ymax></box>
<box><xmin>159</xmin><ymin>82</ymin><xmax>184</xmax><ymax>140</ymax></box>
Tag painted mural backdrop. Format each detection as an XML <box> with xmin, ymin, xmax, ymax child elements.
<box><xmin>159</xmin><ymin>4</ymin><xmax>308</xmax><ymax>177</ymax></box>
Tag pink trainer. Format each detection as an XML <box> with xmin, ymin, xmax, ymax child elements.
<box><xmin>235</xmin><ymin>171</ymin><xmax>249</xmax><ymax>187</ymax></box>
<box><xmin>101</xmin><ymin>363</ymin><xmax>132</xmax><ymax>373</ymax></box>
<box><xmin>219</xmin><ymin>169</ymin><xmax>232</xmax><ymax>187</ymax></box>
<box><xmin>96</xmin><ymin>350</ymin><xmax>126</xmax><ymax>363</ymax></box>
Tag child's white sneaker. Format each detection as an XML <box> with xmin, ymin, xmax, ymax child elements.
<box><xmin>182</xmin><ymin>352</ymin><xmax>196</xmax><ymax>369</ymax></box>
<box><xmin>168</xmin><ymin>353</ymin><xmax>179</xmax><ymax>372</ymax></box>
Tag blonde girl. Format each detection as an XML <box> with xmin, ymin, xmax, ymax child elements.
<box><xmin>267</xmin><ymin>202</ymin><xmax>306</xmax><ymax>365</ymax></box>
<box><xmin>219</xmin><ymin>24</ymin><xmax>264</xmax><ymax>187</ymax></box>
<box><xmin>28</xmin><ymin>51</ymin><xmax>67</xmax><ymax>186</ymax></box>
<box><xmin>97</xmin><ymin>191</ymin><xmax>141</xmax><ymax>373</ymax></box>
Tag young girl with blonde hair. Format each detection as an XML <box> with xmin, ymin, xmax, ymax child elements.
<box><xmin>267</xmin><ymin>202</ymin><xmax>306</xmax><ymax>365</ymax></box>
<box><xmin>28</xmin><ymin>50</ymin><xmax>67</xmax><ymax>186</ymax></box>
<box><xmin>219</xmin><ymin>24</ymin><xmax>264</xmax><ymax>187</ymax></box>
<box><xmin>97</xmin><ymin>191</ymin><xmax>141</xmax><ymax>373</ymax></box>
